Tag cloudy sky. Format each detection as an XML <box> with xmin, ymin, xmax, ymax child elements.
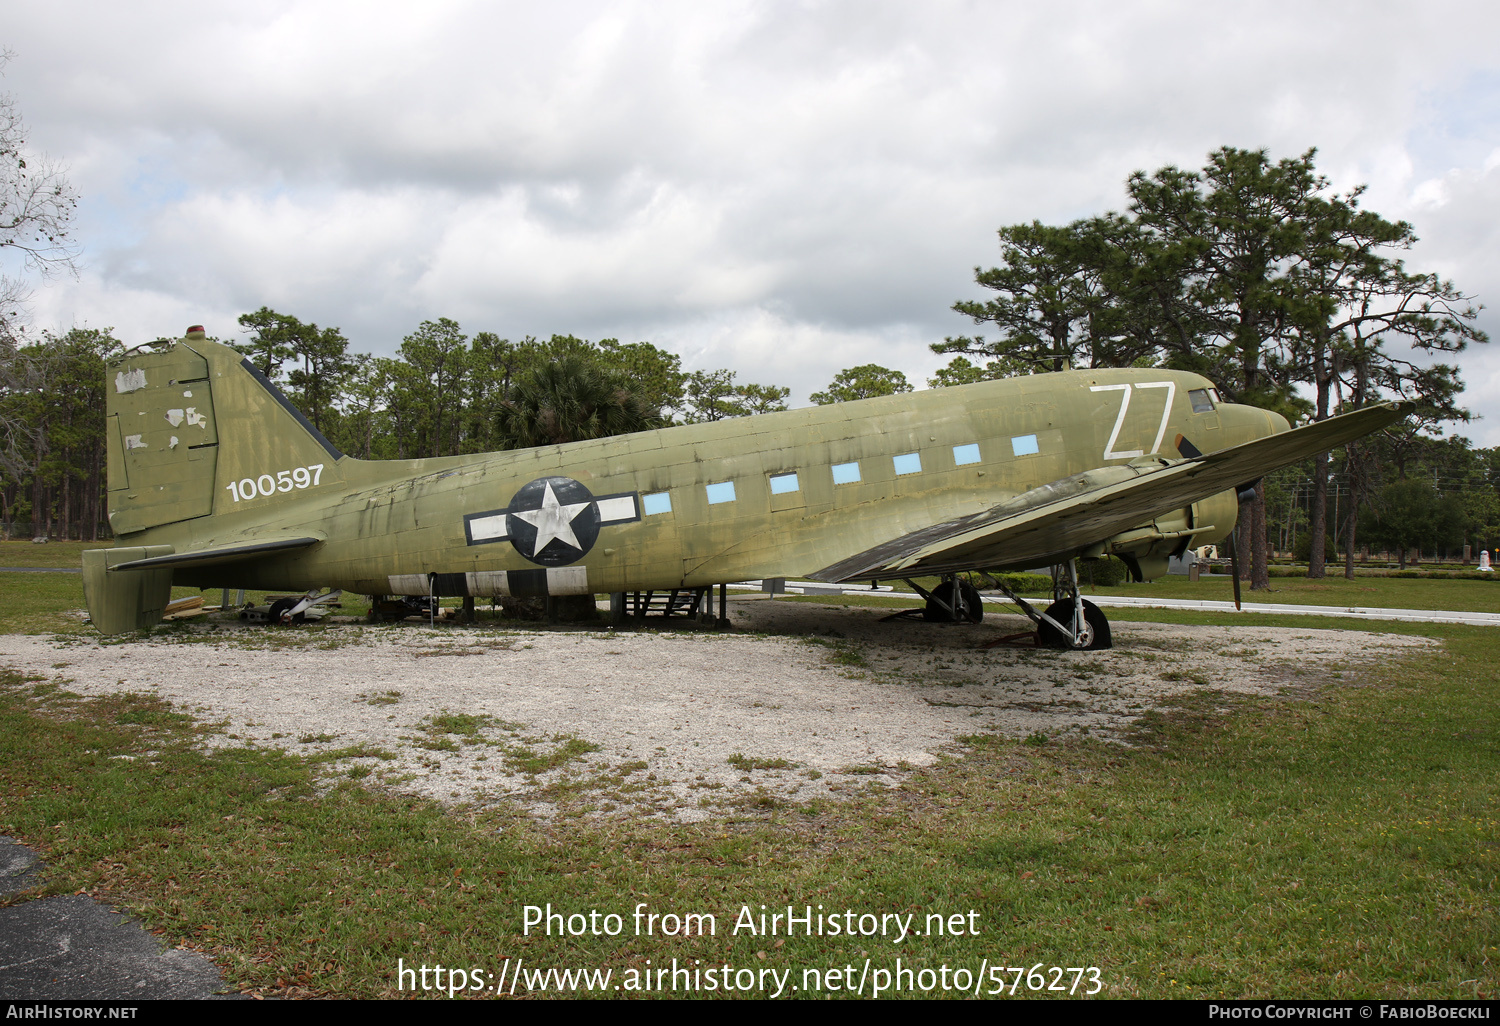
<box><xmin>7</xmin><ymin>1</ymin><xmax>1500</xmax><ymax>438</ymax></box>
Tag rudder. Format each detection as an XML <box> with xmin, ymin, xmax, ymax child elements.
<box><xmin>106</xmin><ymin>328</ymin><xmax>344</xmax><ymax>536</ymax></box>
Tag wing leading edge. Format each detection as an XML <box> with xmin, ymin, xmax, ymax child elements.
<box><xmin>809</xmin><ymin>402</ymin><xmax>1409</xmax><ymax>583</ymax></box>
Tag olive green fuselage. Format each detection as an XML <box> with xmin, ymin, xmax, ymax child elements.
<box><xmin>135</xmin><ymin>365</ymin><xmax>1275</xmax><ymax>598</ymax></box>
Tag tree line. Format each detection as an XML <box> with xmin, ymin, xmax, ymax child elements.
<box><xmin>241</xmin><ymin>310</ymin><xmax>804</xmax><ymax>459</ymax></box>
<box><xmin>925</xmin><ymin>146</ymin><xmax>1489</xmax><ymax>584</ymax></box>
<box><xmin>0</xmin><ymin>315</ymin><xmax>801</xmax><ymax>537</ymax></box>
<box><xmin>1</xmin><ymin>145</ymin><xmax>1494</xmax><ymax>576</ymax></box>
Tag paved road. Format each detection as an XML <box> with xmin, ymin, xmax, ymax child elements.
<box><xmin>0</xmin><ymin>836</ymin><xmax>239</xmax><ymax>1000</ymax></box>
<box><xmin>745</xmin><ymin>582</ymin><xmax>1500</xmax><ymax>627</ymax></box>
<box><xmin>1074</xmin><ymin>594</ymin><xmax>1500</xmax><ymax>626</ymax></box>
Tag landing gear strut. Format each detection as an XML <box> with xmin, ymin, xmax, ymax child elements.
<box><xmin>880</xmin><ymin>574</ymin><xmax>985</xmax><ymax>623</ymax></box>
<box><xmin>264</xmin><ymin>589</ymin><xmax>343</xmax><ymax>625</ymax></box>
<box><xmin>986</xmin><ymin>560</ymin><xmax>1112</xmax><ymax>650</ymax></box>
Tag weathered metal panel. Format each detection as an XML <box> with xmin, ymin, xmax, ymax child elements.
<box><xmin>107</xmin><ymin>348</ymin><xmax>219</xmax><ymax>533</ymax></box>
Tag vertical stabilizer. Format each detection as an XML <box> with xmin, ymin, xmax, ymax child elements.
<box><xmin>105</xmin><ymin>329</ymin><xmax>344</xmax><ymax>536</ymax></box>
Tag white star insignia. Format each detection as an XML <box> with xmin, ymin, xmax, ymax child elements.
<box><xmin>512</xmin><ymin>482</ymin><xmax>591</xmax><ymax>554</ymax></box>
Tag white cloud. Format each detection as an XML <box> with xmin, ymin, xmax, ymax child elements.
<box><xmin>3</xmin><ymin>0</ymin><xmax>1500</xmax><ymax>433</ymax></box>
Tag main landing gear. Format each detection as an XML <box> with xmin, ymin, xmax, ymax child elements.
<box><xmin>986</xmin><ymin>560</ymin><xmax>1111</xmax><ymax>650</ymax></box>
<box><xmin>886</xmin><ymin>575</ymin><xmax>985</xmax><ymax>624</ymax></box>
<box><xmin>879</xmin><ymin>561</ymin><xmax>1112</xmax><ymax>650</ymax></box>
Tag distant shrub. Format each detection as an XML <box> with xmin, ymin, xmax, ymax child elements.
<box><xmin>1293</xmin><ymin>530</ymin><xmax>1338</xmax><ymax>563</ymax></box>
<box><xmin>1083</xmin><ymin>557</ymin><xmax>1130</xmax><ymax>587</ymax></box>
<box><xmin>987</xmin><ymin>572</ymin><xmax>1053</xmax><ymax>594</ymax></box>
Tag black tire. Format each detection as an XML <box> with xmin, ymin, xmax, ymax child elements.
<box><xmin>267</xmin><ymin>597</ymin><xmax>301</xmax><ymax>625</ymax></box>
<box><xmin>1036</xmin><ymin>598</ymin><xmax>1112</xmax><ymax>650</ymax></box>
<box><xmin>922</xmin><ymin>579</ymin><xmax>984</xmax><ymax>623</ymax></box>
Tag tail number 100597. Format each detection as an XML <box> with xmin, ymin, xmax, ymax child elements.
<box><xmin>225</xmin><ymin>464</ymin><xmax>324</xmax><ymax>502</ymax></box>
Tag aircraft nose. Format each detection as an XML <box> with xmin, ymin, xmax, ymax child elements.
<box><xmin>1218</xmin><ymin>402</ymin><xmax>1290</xmax><ymax>448</ymax></box>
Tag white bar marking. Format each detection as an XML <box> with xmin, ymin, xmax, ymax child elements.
<box><xmin>595</xmin><ymin>495</ymin><xmax>637</xmax><ymax>523</ymax></box>
<box><xmin>387</xmin><ymin>574</ymin><xmax>429</xmax><ymax>595</ymax></box>
<box><xmin>1135</xmin><ymin>380</ymin><xmax>1177</xmax><ymax>456</ymax></box>
<box><xmin>1090</xmin><ymin>383</ymin><xmax>1140</xmax><ymax>459</ymax></box>
<box><xmin>546</xmin><ymin>567</ymin><xmax>590</xmax><ymax>595</ymax></box>
<box><xmin>468</xmin><ymin>514</ymin><xmax>510</xmax><ymax>541</ymax></box>
<box><xmin>466</xmin><ymin>571</ymin><xmax>510</xmax><ymax>597</ymax></box>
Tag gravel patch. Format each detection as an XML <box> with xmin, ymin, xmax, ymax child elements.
<box><xmin>0</xmin><ymin>597</ymin><xmax>1434</xmax><ymax>820</ymax></box>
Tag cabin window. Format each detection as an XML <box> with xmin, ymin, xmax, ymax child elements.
<box><xmin>642</xmin><ymin>492</ymin><xmax>672</xmax><ymax>515</ymax></box>
<box><xmin>953</xmin><ymin>443</ymin><xmax>981</xmax><ymax>466</ymax></box>
<box><xmin>831</xmin><ymin>462</ymin><xmax>861</xmax><ymax>485</ymax></box>
<box><xmin>769</xmin><ymin>472</ymin><xmax>800</xmax><ymax>494</ymax></box>
<box><xmin>1189</xmin><ymin>388</ymin><xmax>1215</xmax><ymax>413</ymax></box>
<box><xmin>1011</xmin><ymin>434</ymin><xmax>1040</xmax><ymax>456</ymax></box>
<box><xmin>705</xmin><ymin>481</ymin><xmax>737</xmax><ymax>505</ymax></box>
<box><xmin>892</xmin><ymin>452</ymin><xmax>922</xmax><ymax>476</ymax></box>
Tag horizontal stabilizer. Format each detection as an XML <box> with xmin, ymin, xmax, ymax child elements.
<box><xmin>811</xmin><ymin>401</ymin><xmax>1409</xmax><ymax>583</ymax></box>
<box><xmin>108</xmin><ymin>536</ymin><xmax>323</xmax><ymax>572</ymax></box>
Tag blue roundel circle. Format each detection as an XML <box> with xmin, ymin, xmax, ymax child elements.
<box><xmin>505</xmin><ymin>476</ymin><xmax>601</xmax><ymax>566</ymax></box>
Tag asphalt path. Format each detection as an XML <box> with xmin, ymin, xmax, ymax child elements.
<box><xmin>1074</xmin><ymin>594</ymin><xmax>1500</xmax><ymax>626</ymax></box>
<box><xmin>748</xmin><ymin>582</ymin><xmax>1500</xmax><ymax>627</ymax></box>
<box><xmin>0</xmin><ymin>836</ymin><xmax>239</xmax><ymax>1000</ymax></box>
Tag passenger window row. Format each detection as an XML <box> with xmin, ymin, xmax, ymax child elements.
<box><xmin>641</xmin><ymin>436</ymin><xmax>1039</xmax><ymax>515</ymax></box>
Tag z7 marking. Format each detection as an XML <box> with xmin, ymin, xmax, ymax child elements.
<box><xmin>1089</xmin><ymin>381</ymin><xmax>1176</xmax><ymax>460</ymax></box>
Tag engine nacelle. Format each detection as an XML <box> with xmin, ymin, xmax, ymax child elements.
<box><xmin>1088</xmin><ymin>488</ymin><xmax>1239</xmax><ymax>582</ymax></box>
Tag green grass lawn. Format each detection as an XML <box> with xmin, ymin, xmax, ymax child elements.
<box><xmin>0</xmin><ymin>539</ymin><xmax>98</xmax><ymax>569</ymax></box>
<box><xmin>0</xmin><ymin>619</ymin><xmax>1494</xmax><ymax>999</ymax></box>
<box><xmin>0</xmin><ymin>546</ymin><xmax>1496</xmax><ymax>998</ymax></box>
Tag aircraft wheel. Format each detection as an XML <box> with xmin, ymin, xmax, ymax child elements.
<box><xmin>267</xmin><ymin>597</ymin><xmax>303</xmax><ymax>625</ymax></box>
<box><xmin>1036</xmin><ymin>598</ymin><xmax>1112</xmax><ymax>650</ymax></box>
<box><xmin>922</xmin><ymin>579</ymin><xmax>984</xmax><ymax>623</ymax></box>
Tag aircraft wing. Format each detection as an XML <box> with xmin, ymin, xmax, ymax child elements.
<box><xmin>107</xmin><ymin>536</ymin><xmax>323</xmax><ymax>572</ymax></box>
<box><xmin>810</xmin><ymin>401</ymin><xmax>1408</xmax><ymax>583</ymax></box>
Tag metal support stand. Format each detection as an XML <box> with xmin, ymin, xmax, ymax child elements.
<box><xmin>617</xmin><ymin>588</ymin><xmax>714</xmax><ymax>624</ymax></box>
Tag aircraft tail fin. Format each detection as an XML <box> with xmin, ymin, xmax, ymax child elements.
<box><xmin>106</xmin><ymin>330</ymin><xmax>344</xmax><ymax>536</ymax></box>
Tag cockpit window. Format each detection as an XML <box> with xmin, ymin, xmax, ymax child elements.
<box><xmin>1189</xmin><ymin>388</ymin><xmax>1215</xmax><ymax>414</ymax></box>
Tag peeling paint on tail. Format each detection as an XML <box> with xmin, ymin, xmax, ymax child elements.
<box><xmin>104</xmin><ymin>335</ymin><xmax>345</xmax><ymax>537</ymax></box>
<box><xmin>106</xmin><ymin>343</ymin><xmax>220</xmax><ymax>534</ymax></box>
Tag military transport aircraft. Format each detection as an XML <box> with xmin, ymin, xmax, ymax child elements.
<box><xmin>82</xmin><ymin>327</ymin><xmax>1406</xmax><ymax>648</ymax></box>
